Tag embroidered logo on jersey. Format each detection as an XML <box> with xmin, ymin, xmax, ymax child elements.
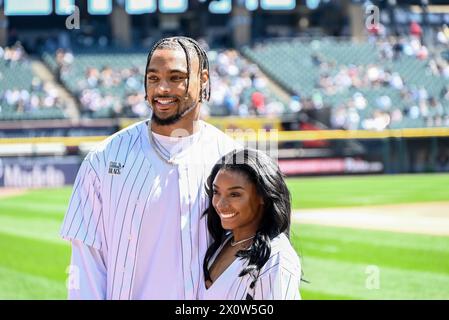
<box><xmin>108</xmin><ymin>161</ymin><xmax>124</xmax><ymax>175</ymax></box>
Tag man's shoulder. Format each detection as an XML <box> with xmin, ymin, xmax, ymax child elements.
<box><xmin>201</xmin><ymin>120</ymin><xmax>228</xmax><ymax>137</ymax></box>
<box><xmin>201</xmin><ymin>120</ymin><xmax>239</xmax><ymax>148</ymax></box>
<box><xmin>85</xmin><ymin>120</ymin><xmax>147</xmax><ymax>169</ymax></box>
<box><xmin>93</xmin><ymin>120</ymin><xmax>147</xmax><ymax>155</ymax></box>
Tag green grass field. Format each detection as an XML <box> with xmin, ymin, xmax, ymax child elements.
<box><xmin>1</xmin><ymin>174</ymin><xmax>449</xmax><ymax>299</ymax></box>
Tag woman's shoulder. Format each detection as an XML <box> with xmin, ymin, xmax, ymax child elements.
<box><xmin>259</xmin><ymin>233</ymin><xmax>301</xmax><ymax>278</ymax></box>
<box><xmin>271</xmin><ymin>233</ymin><xmax>299</xmax><ymax>258</ymax></box>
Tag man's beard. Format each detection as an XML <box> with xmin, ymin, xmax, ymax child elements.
<box><xmin>151</xmin><ymin>99</ymin><xmax>197</xmax><ymax>126</ymax></box>
<box><xmin>152</xmin><ymin>109</ymin><xmax>183</xmax><ymax>126</ymax></box>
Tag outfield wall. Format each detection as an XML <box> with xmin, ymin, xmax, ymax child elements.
<box><xmin>0</xmin><ymin>128</ymin><xmax>448</xmax><ymax>188</ymax></box>
<box><xmin>0</xmin><ymin>156</ymin><xmax>80</xmax><ymax>188</ymax></box>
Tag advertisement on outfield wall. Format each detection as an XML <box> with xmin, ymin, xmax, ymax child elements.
<box><xmin>278</xmin><ymin>157</ymin><xmax>384</xmax><ymax>176</ymax></box>
<box><xmin>0</xmin><ymin>155</ymin><xmax>385</xmax><ymax>189</ymax></box>
<box><xmin>0</xmin><ymin>157</ymin><xmax>81</xmax><ymax>188</ymax></box>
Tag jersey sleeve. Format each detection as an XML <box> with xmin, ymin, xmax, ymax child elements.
<box><xmin>67</xmin><ymin>239</ymin><xmax>107</xmax><ymax>300</ymax></box>
<box><xmin>60</xmin><ymin>154</ymin><xmax>104</xmax><ymax>251</ymax></box>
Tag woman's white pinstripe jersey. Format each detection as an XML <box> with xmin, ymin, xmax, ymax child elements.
<box><xmin>199</xmin><ymin>233</ymin><xmax>301</xmax><ymax>300</ymax></box>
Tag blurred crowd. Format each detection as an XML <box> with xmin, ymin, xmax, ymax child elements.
<box><xmin>316</xmin><ymin>59</ymin><xmax>449</xmax><ymax>130</ymax></box>
<box><xmin>1</xmin><ymin>80</ymin><xmax>65</xmax><ymax>115</ymax></box>
<box><xmin>55</xmin><ymin>48</ymin><xmax>147</xmax><ymax>118</ymax></box>
<box><xmin>49</xmin><ymin>30</ymin><xmax>449</xmax><ymax>128</ymax></box>
<box><xmin>0</xmin><ymin>42</ymin><xmax>27</xmax><ymax>64</ymax></box>
<box><xmin>0</xmin><ymin>43</ymin><xmax>67</xmax><ymax>117</ymax></box>
<box><xmin>52</xmin><ymin>47</ymin><xmax>291</xmax><ymax>119</ymax></box>
<box><xmin>2</xmin><ymin>24</ymin><xmax>449</xmax><ymax>129</ymax></box>
<box><xmin>206</xmin><ymin>49</ymin><xmax>290</xmax><ymax>117</ymax></box>
<box><xmin>330</xmin><ymin>89</ymin><xmax>449</xmax><ymax>130</ymax></box>
<box><xmin>321</xmin><ymin>23</ymin><xmax>449</xmax><ymax>130</ymax></box>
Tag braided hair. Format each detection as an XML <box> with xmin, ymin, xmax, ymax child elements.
<box><xmin>144</xmin><ymin>36</ymin><xmax>211</xmax><ymax>103</ymax></box>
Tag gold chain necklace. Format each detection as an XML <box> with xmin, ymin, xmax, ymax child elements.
<box><xmin>230</xmin><ymin>235</ymin><xmax>255</xmax><ymax>247</ymax></box>
<box><xmin>148</xmin><ymin>123</ymin><xmax>177</xmax><ymax>165</ymax></box>
<box><xmin>147</xmin><ymin>122</ymin><xmax>203</xmax><ymax>165</ymax></box>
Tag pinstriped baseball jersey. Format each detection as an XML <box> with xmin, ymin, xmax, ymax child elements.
<box><xmin>198</xmin><ymin>233</ymin><xmax>302</xmax><ymax>300</ymax></box>
<box><xmin>60</xmin><ymin>119</ymin><xmax>239</xmax><ymax>299</ymax></box>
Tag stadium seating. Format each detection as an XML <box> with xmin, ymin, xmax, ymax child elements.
<box><xmin>242</xmin><ymin>38</ymin><xmax>449</xmax><ymax>129</ymax></box>
<box><xmin>42</xmin><ymin>49</ymin><xmax>289</xmax><ymax>118</ymax></box>
<box><xmin>6</xmin><ymin>38</ymin><xmax>448</xmax><ymax>129</ymax></box>
<box><xmin>0</xmin><ymin>47</ymin><xmax>67</xmax><ymax>121</ymax></box>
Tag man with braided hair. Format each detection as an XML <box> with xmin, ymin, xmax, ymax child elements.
<box><xmin>60</xmin><ymin>37</ymin><xmax>239</xmax><ymax>299</ymax></box>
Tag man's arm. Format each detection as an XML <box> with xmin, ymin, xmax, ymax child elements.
<box><xmin>61</xmin><ymin>154</ymin><xmax>107</xmax><ymax>299</ymax></box>
<box><xmin>68</xmin><ymin>239</ymin><xmax>107</xmax><ymax>300</ymax></box>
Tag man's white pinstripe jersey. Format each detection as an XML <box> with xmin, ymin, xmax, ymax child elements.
<box><xmin>60</xmin><ymin>119</ymin><xmax>239</xmax><ymax>299</ymax></box>
<box><xmin>198</xmin><ymin>233</ymin><xmax>301</xmax><ymax>300</ymax></box>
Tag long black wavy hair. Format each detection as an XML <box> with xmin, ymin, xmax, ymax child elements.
<box><xmin>203</xmin><ymin>148</ymin><xmax>292</xmax><ymax>290</ymax></box>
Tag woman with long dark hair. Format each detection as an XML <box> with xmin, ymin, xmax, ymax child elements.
<box><xmin>199</xmin><ymin>148</ymin><xmax>301</xmax><ymax>300</ymax></box>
